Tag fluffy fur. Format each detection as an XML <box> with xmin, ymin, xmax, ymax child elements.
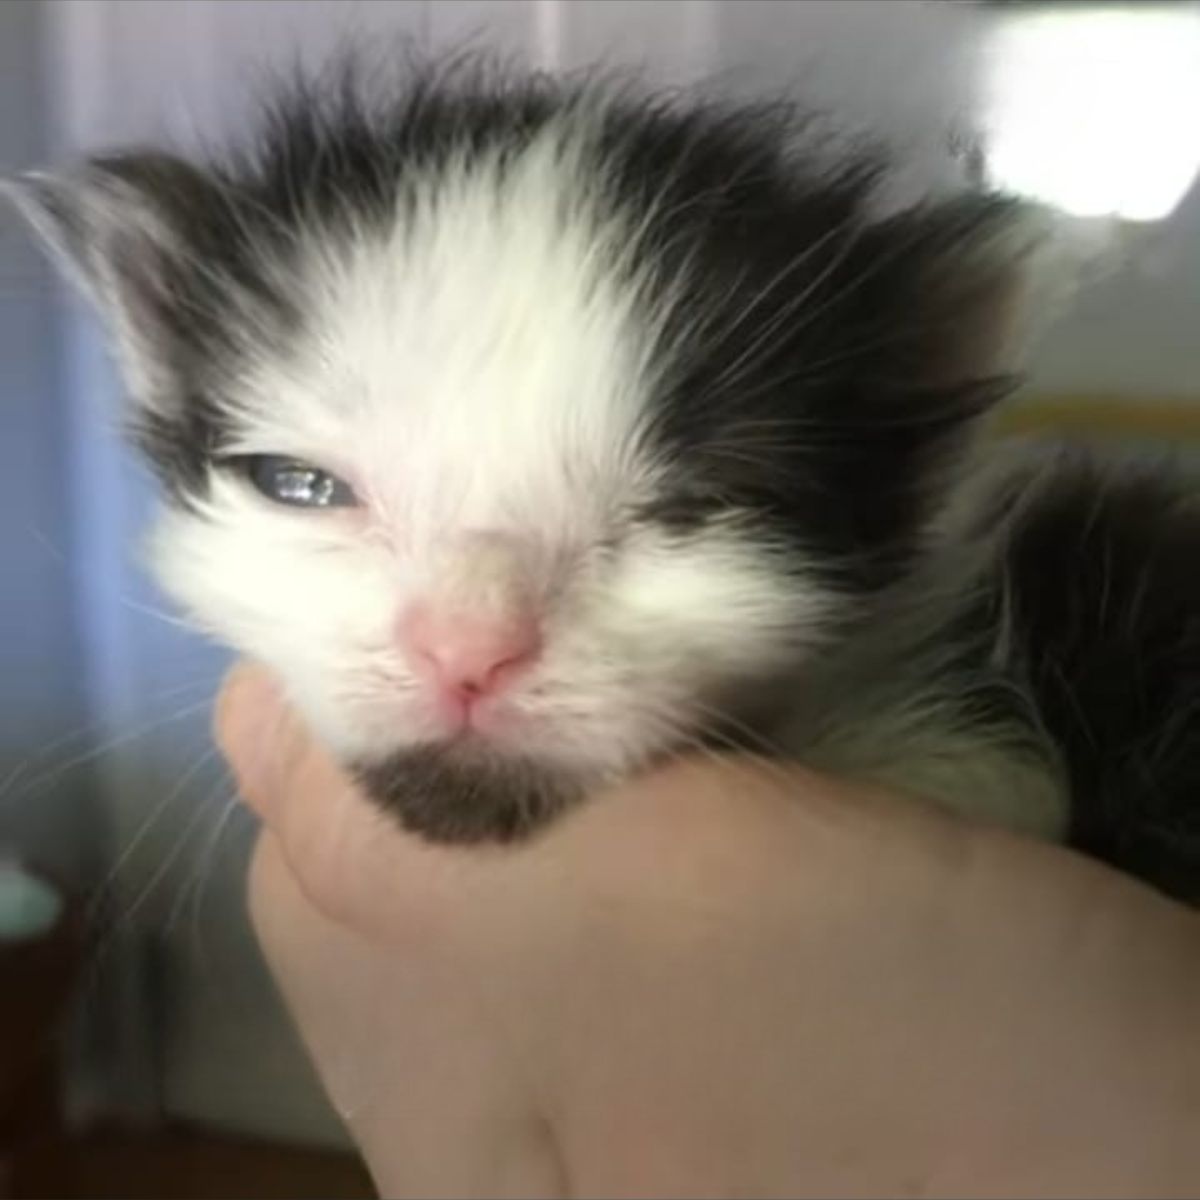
<box><xmin>8</xmin><ymin>59</ymin><xmax>1197</xmax><ymax>900</ymax></box>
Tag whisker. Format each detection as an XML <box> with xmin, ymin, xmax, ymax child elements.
<box><xmin>696</xmin><ymin>219</ymin><xmax>865</xmax><ymax>402</ymax></box>
<box><xmin>99</xmin><ymin>764</ymin><xmax>230</xmax><ymax>950</ymax></box>
<box><xmin>697</xmin><ymin>203</ymin><xmax>997</xmax><ymax>413</ymax></box>
<box><xmin>668</xmin><ymin>722</ymin><xmax>804</xmax><ymax>798</ymax></box>
<box><xmin>176</xmin><ymin>792</ymin><xmax>245</xmax><ymax>963</ymax></box>
<box><xmin>87</xmin><ymin>746</ymin><xmax>223</xmax><ymax>924</ymax></box>
<box><xmin>24</xmin><ymin>524</ymin><xmax>204</xmax><ymax>635</ymax></box>
<box><xmin>2</xmin><ymin>697</ymin><xmax>217</xmax><ymax>810</ymax></box>
<box><xmin>2</xmin><ymin>675</ymin><xmax>219</xmax><ymax>776</ymax></box>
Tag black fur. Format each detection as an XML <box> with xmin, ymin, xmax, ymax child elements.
<box><xmin>353</xmin><ymin>745</ymin><xmax>583</xmax><ymax>844</ymax></box>
<box><xmin>16</xmin><ymin>57</ymin><xmax>1031</xmax><ymax>569</ymax></box>
<box><xmin>852</xmin><ymin>450</ymin><xmax>1200</xmax><ymax>904</ymax></box>
<box><xmin>10</xmin><ymin>57</ymin><xmax>1198</xmax><ymax>901</ymax></box>
<box><xmin>1003</xmin><ymin>455</ymin><xmax>1200</xmax><ymax>903</ymax></box>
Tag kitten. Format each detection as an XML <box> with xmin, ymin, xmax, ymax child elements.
<box><xmin>8</xmin><ymin>61</ymin><xmax>1198</xmax><ymax>901</ymax></box>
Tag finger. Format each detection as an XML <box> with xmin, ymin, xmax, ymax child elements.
<box><xmin>245</xmin><ymin>828</ymin><xmax>308</xmax><ymax>972</ymax></box>
<box><xmin>244</xmin><ymin>830</ymin><xmax>415</xmax><ymax>1145</ymax></box>
<box><xmin>213</xmin><ymin>659</ymin><xmax>299</xmax><ymax>821</ymax></box>
<box><xmin>212</xmin><ymin>661</ymin><xmax>402</xmax><ymax>929</ymax></box>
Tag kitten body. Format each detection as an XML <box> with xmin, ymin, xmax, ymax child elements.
<box><xmin>9</xmin><ymin>62</ymin><xmax>1197</xmax><ymax>899</ymax></box>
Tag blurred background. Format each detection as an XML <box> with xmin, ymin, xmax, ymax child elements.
<box><xmin>1</xmin><ymin>1</ymin><xmax>1197</xmax><ymax>1196</ymax></box>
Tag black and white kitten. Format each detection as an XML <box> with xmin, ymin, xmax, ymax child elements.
<box><xmin>9</xmin><ymin>63</ymin><xmax>1198</xmax><ymax>901</ymax></box>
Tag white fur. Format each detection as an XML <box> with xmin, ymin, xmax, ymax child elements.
<box><xmin>150</xmin><ymin>121</ymin><xmax>835</xmax><ymax>777</ymax></box>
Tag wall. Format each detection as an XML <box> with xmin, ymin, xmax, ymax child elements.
<box><xmin>12</xmin><ymin>0</ymin><xmax>1199</xmax><ymax>1148</ymax></box>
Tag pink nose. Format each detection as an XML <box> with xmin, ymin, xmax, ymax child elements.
<box><xmin>400</xmin><ymin>603</ymin><xmax>542</xmax><ymax>703</ymax></box>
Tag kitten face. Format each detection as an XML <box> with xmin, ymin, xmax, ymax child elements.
<box><xmin>9</xmin><ymin>65</ymin><xmax>1038</xmax><ymax>840</ymax></box>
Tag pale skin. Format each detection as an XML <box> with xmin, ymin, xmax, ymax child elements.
<box><xmin>215</xmin><ymin>661</ymin><xmax>1200</xmax><ymax>1199</ymax></box>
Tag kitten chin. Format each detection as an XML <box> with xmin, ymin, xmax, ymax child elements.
<box><xmin>351</xmin><ymin>744</ymin><xmax>589</xmax><ymax>843</ymax></box>
<box><xmin>350</xmin><ymin>675</ymin><xmax>794</xmax><ymax>844</ymax></box>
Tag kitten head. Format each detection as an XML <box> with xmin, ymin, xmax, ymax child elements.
<box><xmin>8</xmin><ymin>63</ymin><xmax>1042</xmax><ymax>841</ymax></box>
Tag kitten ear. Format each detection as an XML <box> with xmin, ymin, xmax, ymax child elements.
<box><xmin>3</xmin><ymin>154</ymin><xmax>223</xmax><ymax>413</ymax></box>
<box><xmin>859</xmin><ymin>195</ymin><xmax>1058</xmax><ymax>396</ymax></box>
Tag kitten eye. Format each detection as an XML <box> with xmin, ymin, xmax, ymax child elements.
<box><xmin>241</xmin><ymin>455</ymin><xmax>359</xmax><ymax>508</ymax></box>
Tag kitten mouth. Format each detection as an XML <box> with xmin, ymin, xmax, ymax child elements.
<box><xmin>351</xmin><ymin>741</ymin><xmax>586</xmax><ymax>844</ymax></box>
<box><xmin>420</xmin><ymin>688</ymin><xmax>532</xmax><ymax>745</ymax></box>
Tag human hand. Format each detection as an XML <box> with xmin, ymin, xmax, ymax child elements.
<box><xmin>216</xmin><ymin>660</ymin><xmax>1200</xmax><ymax>1199</ymax></box>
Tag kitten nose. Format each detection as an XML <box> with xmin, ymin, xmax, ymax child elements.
<box><xmin>401</xmin><ymin>603</ymin><xmax>542</xmax><ymax>702</ymax></box>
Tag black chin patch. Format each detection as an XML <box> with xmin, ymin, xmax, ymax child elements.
<box><xmin>352</xmin><ymin>745</ymin><xmax>586</xmax><ymax>844</ymax></box>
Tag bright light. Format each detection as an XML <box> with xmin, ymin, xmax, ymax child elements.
<box><xmin>982</xmin><ymin>5</ymin><xmax>1200</xmax><ymax>221</ymax></box>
